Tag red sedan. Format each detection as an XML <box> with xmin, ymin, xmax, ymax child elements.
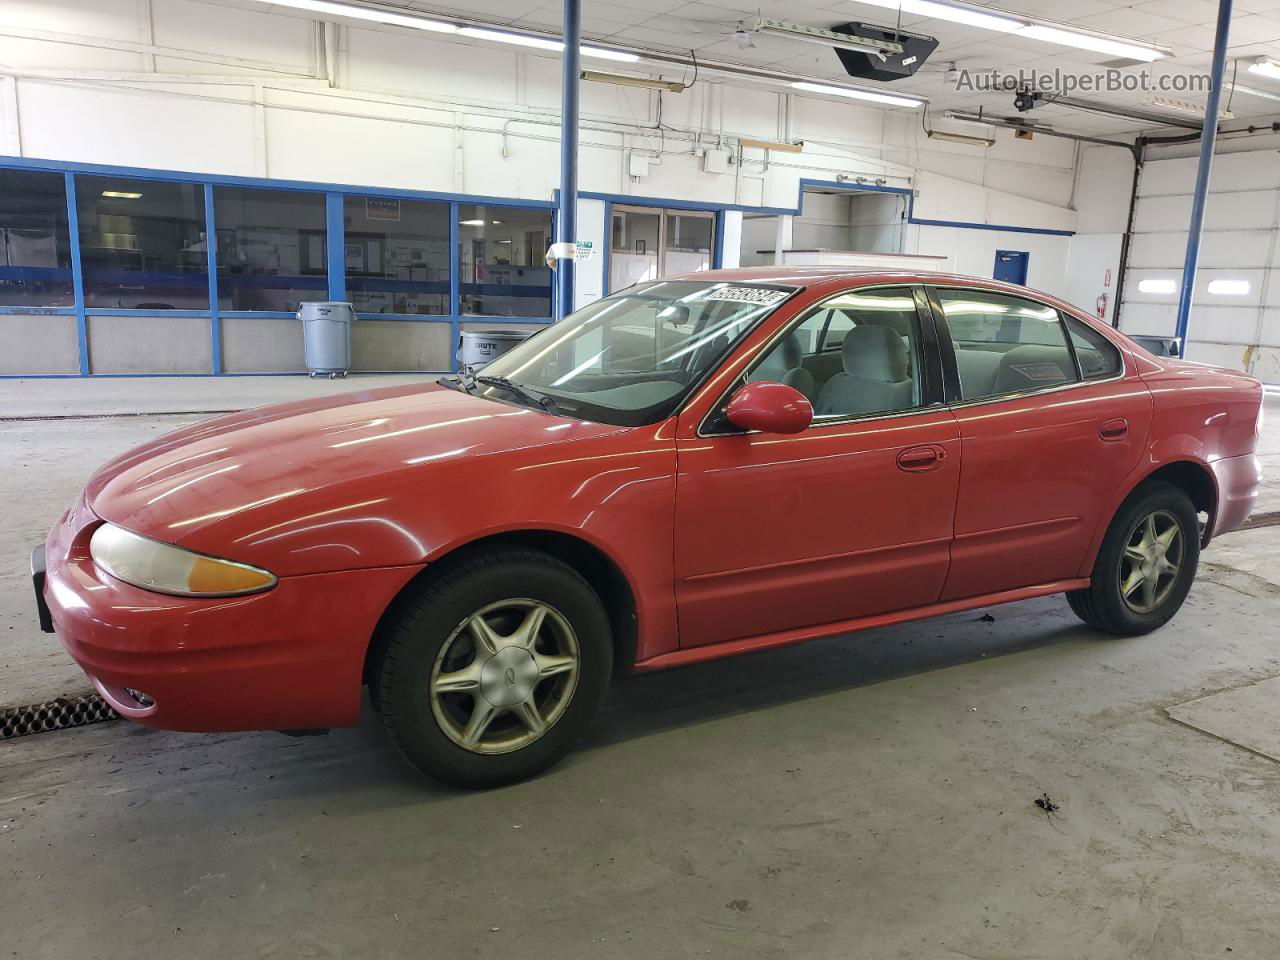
<box><xmin>34</xmin><ymin>269</ymin><xmax>1264</xmax><ymax>787</ymax></box>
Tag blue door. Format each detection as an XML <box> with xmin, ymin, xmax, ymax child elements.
<box><xmin>993</xmin><ymin>250</ymin><xmax>1029</xmax><ymax>285</ymax></box>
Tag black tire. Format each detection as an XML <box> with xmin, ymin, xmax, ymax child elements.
<box><xmin>1067</xmin><ymin>481</ymin><xmax>1200</xmax><ymax>635</ymax></box>
<box><xmin>373</xmin><ymin>548</ymin><xmax>612</xmax><ymax>789</ymax></box>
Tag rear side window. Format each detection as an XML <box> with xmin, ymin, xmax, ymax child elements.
<box><xmin>1065</xmin><ymin>316</ymin><xmax>1123</xmax><ymax>380</ymax></box>
<box><xmin>938</xmin><ymin>289</ymin><xmax>1078</xmax><ymax>401</ymax></box>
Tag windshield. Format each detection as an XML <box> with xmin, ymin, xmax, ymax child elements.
<box><xmin>461</xmin><ymin>279</ymin><xmax>796</xmax><ymax>426</ymax></box>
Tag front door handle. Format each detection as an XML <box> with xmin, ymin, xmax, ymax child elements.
<box><xmin>1099</xmin><ymin>418</ymin><xmax>1129</xmax><ymax>442</ymax></box>
<box><xmin>897</xmin><ymin>445</ymin><xmax>945</xmax><ymax>473</ymax></box>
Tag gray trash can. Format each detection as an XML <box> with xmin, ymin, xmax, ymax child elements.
<box><xmin>298</xmin><ymin>301</ymin><xmax>354</xmax><ymax>378</ymax></box>
<box><xmin>457</xmin><ymin>329</ymin><xmax>533</xmax><ymax>374</ymax></box>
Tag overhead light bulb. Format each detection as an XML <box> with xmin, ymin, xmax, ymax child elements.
<box><xmin>249</xmin><ymin>0</ymin><xmax>457</xmax><ymax>33</ymax></box>
<box><xmin>1018</xmin><ymin>24</ymin><xmax>1162</xmax><ymax>62</ymax></box>
<box><xmin>851</xmin><ymin>0</ymin><xmax>1020</xmax><ymax>33</ymax></box>
<box><xmin>1248</xmin><ymin>57</ymin><xmax>1280</xmax><ymax>80</ymax></box>
<box><xmin>791</xmin><ymin>81</ymin><xmax>924</xmax><ymax>108</ymax></box>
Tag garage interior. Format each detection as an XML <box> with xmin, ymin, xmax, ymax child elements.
<box><xmin>3</xmin><ymin>0</ymin><xmax>1280</xmax><ymax>957</ymax></box>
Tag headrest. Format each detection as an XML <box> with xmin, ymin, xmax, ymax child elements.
<box><xmin>781</xmin><ymin>331</ymin><xmax>804</xmax><ymax>369</ymax></box>
<box><xmin>842</xmin><ymin>324</ymin><xmax>909</xmax><ymax>382</ymax></box>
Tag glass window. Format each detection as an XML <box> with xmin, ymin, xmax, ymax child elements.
<box><xmin>343</xmin><ymin>195</ymin><xmax>449</xmax><ymax>315</ymax></box>
<box><xmin>469</xmin><ymin>279</ymin><xmax>795</xmax><ymax>426</ymax></box>
<box><xmin>939</xmin><ymin>289</ymin><xmax>1077</xmax><ymax>401</ymax></box>
<box><xmin>663</xmin><ymin>213</ymin><xmax>714</xmax><ymax>275</ymax></box>
<box><xmin>458</xmin><ymin>205</ymin><xmax>552</xmax><ymax>317</ymax></box>
<box><xmin>76</xmin><ymin>176</ymin><xmax>208</xmax><ymax>309</ymax></box>
<box><xmin>1065</xmin><ymin>315</ymin><xmax>1122</xmax><ymax>380</ymax></box>
<box><xmin>0</xmin><ymin>170</ymin><xmax>73</xmax><ymax>307</ymax></box>
<box><xmin>214</xmin><ymin>187</ymin><xmax>327</xmax><ymax>311</ymax></box>
<box><xmin>748</xmin><ymin>287</ymin><xmax>922</xmax><ymax>419</ymax></box>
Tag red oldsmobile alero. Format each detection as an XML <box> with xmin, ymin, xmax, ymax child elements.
<box><xmin>33</xmin><ymin>268</ymin><xmax>1264</xmax><ymax>787</ymax></box>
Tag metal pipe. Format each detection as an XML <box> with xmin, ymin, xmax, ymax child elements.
<box><xmin>1174</xmin><ymin>0</ymin><xmax>1233</xmax><ymax>356</ymax></box>
<box><xmin>1111</xmin><ymin>139</ymin><xmax>1145</xmax><ymax>329</ymax></box>
<box><xmin>555</xmin><ymin>0</ymin><xmax>581</xmax><ymax>321</ymax></box>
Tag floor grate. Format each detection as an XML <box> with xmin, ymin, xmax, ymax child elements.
<box><xmin>1240</xmin><ymin>510</ymin><xmax>1280</xmax><ymax>531</ymax></box>
<box><xmin>1</xmin><ymin>694</ymin><xmax>118</xmax><ymax>740</ymax></box>
<box><xmin>1</xmin><ymin>410</ymin><xmax>241</xmax><ymax>423</ymax></box>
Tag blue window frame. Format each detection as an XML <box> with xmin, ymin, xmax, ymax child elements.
<box><xmin>0</xmin><ymin>169</ymin><xmax>74</xmax><ymax>307</ymax></box>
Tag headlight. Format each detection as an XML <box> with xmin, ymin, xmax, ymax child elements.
<box><xmin>89</xmin><ymin>523</ymin><xmax>277</xmax><ymax>597</ymax></box>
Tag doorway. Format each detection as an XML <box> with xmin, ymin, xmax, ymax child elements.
<box><xmin>609</xmin><ymin>206</ymin><xmax>715</xmax><ymax>292</ymax></box>
<box><xmin>994</xmin><ymin>250</ymin><xmax>1030</xmax><ymax>285</ymax></box>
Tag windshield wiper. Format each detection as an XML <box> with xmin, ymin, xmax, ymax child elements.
<box><xmin>438</xmin><ymin>373</ymin><xmax>478</xmax><ymax>394</ymax></box>
<box><xmin>474</xmin><ymin>375</ymin><xmax>559</xmax><ymax>414</ymax></box>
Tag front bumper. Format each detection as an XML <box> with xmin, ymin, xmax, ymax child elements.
<box><xmin>39</xmin><ymin>495</ymin><xmax>422</xmax><ymax>732</ymax></box>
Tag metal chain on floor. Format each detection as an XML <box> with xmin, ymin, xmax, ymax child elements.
<box><xmin>1</xmin><ymin>694</ymin><xmax>118</xmax><ymax>740</ymax></box>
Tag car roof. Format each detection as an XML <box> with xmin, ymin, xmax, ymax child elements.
<box><xmin>661</xmin><ymin>266</ymin><xmax>1015</xmax><ymax>290</ymax></box>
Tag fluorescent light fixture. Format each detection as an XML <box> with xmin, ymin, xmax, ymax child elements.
<box><xmin>1228</xmin><ymin>81</ymin><xmax>1280</xmax><ymax>102</ymax></box>
<box><xmin>852</xmin><ymin>0</ymin><xmax>1019</xmax><ymax>33</ymax></box>
<box><xmin>1145</xmin><ymin>95</ymin><xmax>1233</xmax><ymax>119</ymax></box>
<box><xmin>458</xmin><ymin>27</ymin><xmax>639</xmax><ymax>61</ymax></box>
<box><xmin>1018</xmin><ymin>24</ymin><xmax>1161</xmax><ymax>62</ymax></box>
<box><xmin>1138</xmin><ymin>278</ymin><xmax>1177</xmax><ymax>295</ymax></box>
<box><xmin>1248</xmin><ymin>57</ymin><xmax>1280</xmax><ymax>81</ymax></box>
<box><xmin>791</xmin><ymin>81</ymin><xmax>924</xmax><ymax>108</ymax></box>
<box><xmin>927</xmin><ymin>129</ymin><xmax>994</xmax><ymax>146</ymax></box>
<box><xmin>458</xmin><ymin>219</ymin><xmax>485</xmax><ymax>226</ymax></box>
<box><xmin>753</xmin><ymin>18</ymin><xmax>905</xmax><ymax>54</ymax></box>
<box><xmin>850</xmin><ymin>0</ymin><xmax>1165</xmax><ymax>61</ymax></box>
<box><xmin>582</xmin><ymin>70</ymin><xmax>687</xmax><ymax>93</ymax></box>
<box><xmin>582</xmin><ymin>46</ymin><xmax>641</xmax><ymax>63</ymax></box>
<box><xmin>1208</xmin><ymin>279</ymin><xmax>1250</xmax><ymax>296</ymax></box>
<box><xmin>459</xmin><ymin>27</ymin><xmax>560</xmax><ymax>50</ymax></box>
<box><xmin>101</xmin><ymin>190</ymin><xmax>142</xmax><ymax>199</ymax></box>
<box><xmin>255</xmin><ymin>0</ymin><xmax>457</xmax><ymax>33</ymax></box>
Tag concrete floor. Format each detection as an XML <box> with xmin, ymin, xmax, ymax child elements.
<box><xmin>2</xmin><ymin>379</ymin><xmax>1279</xmax><ymax>959</ymax></box>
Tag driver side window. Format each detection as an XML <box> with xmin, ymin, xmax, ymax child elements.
<box><xmin>746</xmin><ymin>287</ymin><xmax>924</xmax><ymax>420</ymax></box>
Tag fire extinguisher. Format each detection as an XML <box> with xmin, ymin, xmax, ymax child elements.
<box><xmin>1096</xmin><ymin>293</ymin><xmax>1108</xmax><ymax>320</ymax></box>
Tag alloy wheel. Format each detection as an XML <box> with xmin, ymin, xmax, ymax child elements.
<box><xmin>429</xmin><ymin>598</ymin><xmax>580</xmax><ymax>755</ymax></box>
<box><xmin>1119</xmin><ymin>509</ymin><xmax>1185</xmax><ymax>615</ymax></box>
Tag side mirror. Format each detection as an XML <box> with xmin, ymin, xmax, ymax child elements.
<box><xmin>724</xmin><ymin>381</ymin><xmax>813</xmax><ymax>435</ymax></box>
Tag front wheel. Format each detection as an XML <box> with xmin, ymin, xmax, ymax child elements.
<box><xmin>1067</xmin><ymin>481</ymin><xmax>1200</xmax><ymax>635</ymax></box>
<box><xmin>373</xmin><ymin>549</ymin><xmax>612</xmax><ymax>788</ymax></box>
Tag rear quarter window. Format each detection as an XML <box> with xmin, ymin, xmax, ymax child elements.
<box><xmin>1065</xmin><ymin>316</ymin><xmax>1123</xmax><ymax>380</ymax></box>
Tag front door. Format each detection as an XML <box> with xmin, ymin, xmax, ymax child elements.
<box><xmin>928</xmin><ymin>285</ymin><xmax>1152</xmax><ymax>600</ymax></box>
<box><xmin>673</xmin><ymin>285</ymin><xmax>961</xmax><ymax>649</ymax></box>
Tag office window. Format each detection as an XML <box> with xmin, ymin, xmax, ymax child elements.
<box><xmin>0</xmin><ymin>170</ymin><xmax>73</xmax><ymax>307</ymax></box>
<box><xmin>344</xmin><ymin>195</ymin><xmax>449</xmax><ymax>315</ymax></box>
<box><xmin>76</xmin><ymin>176</ymin><xmax>208</xmax><ymax>309</ymax></box>
<box><xmin>458</xmin><ymin>205</ymin><xmax>552</xmax><ymax>317</ymax></box>
<box><xmin>214</xmin><ymin>187</ymin><xmax>327</xmax><ymax>311</ymax></box>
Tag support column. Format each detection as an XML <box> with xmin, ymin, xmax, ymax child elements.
<box><xmin>773</xmin><ymin>215</ymin><xmax>793</xmax><ymax>266</ymax></box>
<box><xmin>555</xmin><ymin>0</ymin><xmax>581</xmax><ymax>321</ymax></box>
<box><xmin>1174</xmin><ymin>0</ymin><xmax>1232</xmax><ymax>356</ymax></box>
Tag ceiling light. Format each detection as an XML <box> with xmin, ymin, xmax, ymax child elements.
<box><xmin>927</xmin><ymin>129</ymin><xmax>994</xmax><ymax>146</ymax></box>
<box><xmin>849</xmin><ymin>0</ymin><xmax>1166</xmax><ymax>61</ymax></box>
<box><xmin>1138</xmin><ymin>278</ymin><xmax>1176</xmax><ymax>295</ymax></box>
<box><xmin>459</xmin><ymin>219</ymin><xmax>485</xmax><ymax>226</ymax></box>
<box><xmin>852</xmin><ymin>0</ymin><xmax>1020</xmax><ymax>33</ymax></box>
<box><xmin>1018</xmin><ymin>24</ymin><xmax>1162</xmax><ymax>62</ymax></box>
<box><xmin>457</xmin><ymin>27</ymin><xmax>639</xmax><ymax>61</ymax></box>
<box><xmin>582</xmin><ymin>70</ymin><xmax>687</xmax><ymax>93</ymax></box>
<box><xmin>101</xmin><ymin>190</ymin><xmax>143</xmax><ymax>199</ymax></box>
<box><xmin>252</xmin><ymin>0</ymin><xmax>457</xmax><ymax>33</ymax></box>
<box><xmin>753</xmin><ymin>18</ymin><xmax>904</xmax><ymax>55</ymax></box>
<box><xmin>1208</xmin><ymin>279</ymin><xmax>1250</xmax><ymax>296</ymax></box>
<box><xmin>1248</xmin><ymin>57</ymin><xmax>1280</xmax><ymax>80</ymax></box>
<box><xmin>458</xmin><ymin>27</ymin><xmax>560</xmax><ymax>50</ymax></box>
<box><xmin>791</xmin><ymin>81</ymin><xmax>924</xmax><ymax>108</ymax></box>
<box><xmin>1227</xmin><ymin>81</ymin><xmax>1280</xmax><ymax>102</ymax></box>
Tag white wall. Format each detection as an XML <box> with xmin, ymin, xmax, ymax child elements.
<box><xmin>1114</xmin><ymin>148</ymin><xmax>1280</xmax><ymax>382</ymax></box>
<box><xmin>0</xmin><ymin>0</ymin><xmax>1081</xmax><ymax>261</ymax></box>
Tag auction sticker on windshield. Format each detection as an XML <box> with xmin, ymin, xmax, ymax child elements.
<box><xmin>704</xmin><ymin>286</ymin><xmax>790</xmax><ymax>305</ymax></box>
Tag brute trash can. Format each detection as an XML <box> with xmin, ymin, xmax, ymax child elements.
<box><xmin>457</xmin><ymin>328</ymin><xmax>534</xmax><ymax>374</ymax></box>
<box><xmin>298</xmin><ymin>301</ymin><xmax>354</xmax><ymax>378</ymax></box>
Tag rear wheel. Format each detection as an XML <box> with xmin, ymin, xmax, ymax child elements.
<box><xmin>373</xmin><ymin>549</ymin><xmax>612</xmax><ymax>788</ymax></box>
<box><xmin>1067</xmin><ymin>481</ymin><xmax>1199</xmax><ymax>635</ymax></box>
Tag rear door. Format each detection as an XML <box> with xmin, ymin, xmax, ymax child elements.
<box><xmin>672</xmin><ymin>285</ymin><xmax>962</xmax><ymax>649</ymax></box>
<box><xmin>927</xmin><ymin>284</ymin><xmax>1152</xmax><ymax>600</ymax></box>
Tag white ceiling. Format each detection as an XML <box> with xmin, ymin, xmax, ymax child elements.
<box><xmin>390</xmin><ymin>0</ymin><xmax>1280</xmax><ymax>136</ymax></box>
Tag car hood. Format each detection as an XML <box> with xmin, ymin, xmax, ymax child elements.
<box><xmin>86</xmin><ymin>382</ymin><xmax>627</xmax><ymax>572</ymax></box>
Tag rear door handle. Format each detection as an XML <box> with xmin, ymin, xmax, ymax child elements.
<box><xmin>897</xmin><ymin>445</ymin><xmax>945</xmax><ymax>473</ymax></box>
<box><xmin>1099</xmin><ymin>418</ymin><xmax>1129</xmax><ymax>442</ymax></box>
